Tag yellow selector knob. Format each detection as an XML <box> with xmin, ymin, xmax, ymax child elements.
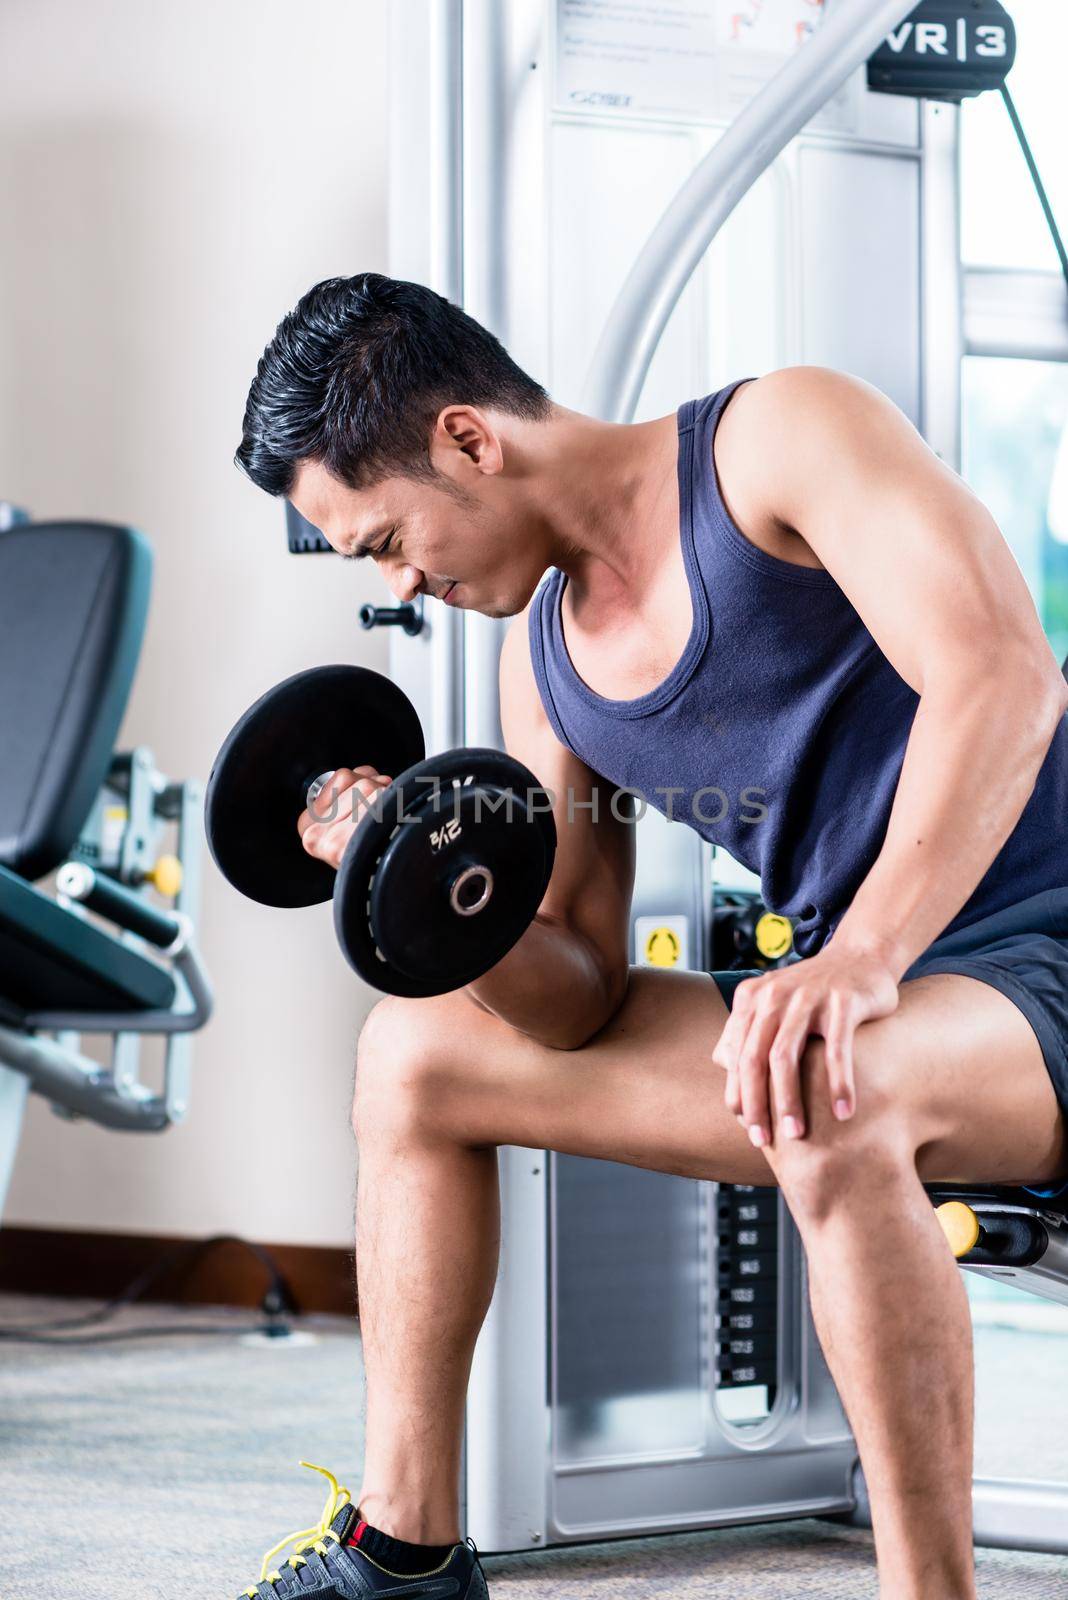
<box><xmin>146</xmin><ymin>854</ymin><xmax>183</xmax><ymax>899</ymax></box>
<box><xmin>755</xmin><ymin>912</ymin><xmax>793</xmax><ymax>960</ymax></box>
<box><xmin>936</xmin><ymin>1201</ymin><xmax>981</xmax><ymax>1260</ymax></box>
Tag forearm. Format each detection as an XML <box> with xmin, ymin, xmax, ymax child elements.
<box><xmin>464</xmin><ymin>913</ymin><xmax>626</xmax><ymax>1050</ymax></box>
<box><xmin>833</xmin><ymin>665</ymin><xmax>1068</xmax><ymax>981</ymax></box>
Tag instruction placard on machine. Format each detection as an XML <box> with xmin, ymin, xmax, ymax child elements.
<box><xmin>555</xmin><ymin>0</ymin><xmax>857</xmax><ymax>130</ymax></box>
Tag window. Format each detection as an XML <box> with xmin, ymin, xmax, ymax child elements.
<box><xmin>961</xmin><ymin>357</ymin><xmax>1068</xmax><ymax>665</ymax></box>
<box><xmin>960</xmin><ymin>0</ymin><xmax>1068</xmax><ymax>272</ymax></box>
<box><xmin>959</xmin><ymin>4</ymin><xmax>1068</xmax><ymax>659</ymax></box>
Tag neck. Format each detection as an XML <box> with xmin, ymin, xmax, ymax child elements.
<box><xmin>525</xmin><ymin>407</ymin><xmax>680</xmax><ymax>612</ymax></box>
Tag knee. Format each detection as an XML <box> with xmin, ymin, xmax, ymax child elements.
<box><xmin>768</xmin><ymin>1037</ymin><xmax>919</xmax><ymax>1222</ymax></box>
<box><xmin>352</xmin><ymin>991</ymin><xmax>469</xmax><ymax>1142</ymax></box>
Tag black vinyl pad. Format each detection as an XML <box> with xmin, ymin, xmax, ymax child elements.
<box><xmin>0</xmin><ymin>864</ymin><xmax>176</xmax><ymax>1017</ymax></box>
<box><xmin>0</xmin><ymin>521</ymin><xmax>151</xmax><ymax>881</ymax></box>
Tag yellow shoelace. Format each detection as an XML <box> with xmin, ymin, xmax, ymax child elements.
<box><xmin>243</xmin><ymin>1461</ymin><xmax>351</xmax><ymax>1596</ymax></box>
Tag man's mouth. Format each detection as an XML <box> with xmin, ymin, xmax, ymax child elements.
<box><xmin>442</xmin><ymin>582</ymin><xmax>458</xmax><ymax>604</ymax></box>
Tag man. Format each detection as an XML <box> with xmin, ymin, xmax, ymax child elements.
<box><xmin>231</xmin><ymin>271</ymin><xmax>1068</xmax><ymax>1600</ymax></box>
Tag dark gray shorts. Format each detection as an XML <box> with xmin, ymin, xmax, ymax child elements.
<box><xmin>711</xmin><ymin>887</ymin><xmax>1068</xmax><ymax>1202</ymax></box>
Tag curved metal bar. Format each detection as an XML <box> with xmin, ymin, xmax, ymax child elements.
<box><xmin>0</xmin><ymin>1026</ymin><xmax>170</xmax><ymax>1132</ymax></box>
<box><xmin>21</xmin><ymin>942</ymin><xmax>214</xmax><ymax>1037</ymax></box>
<box><xmin>581</xmin><ymin>0</ymin><xmax>917</xmax><ymax>423</ymax></box>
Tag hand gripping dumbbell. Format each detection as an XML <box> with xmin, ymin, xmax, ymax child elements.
<box><xmin>204</xmin><ymin>665</ymin><xmax>556</xmax><ymax>997</ymax></box>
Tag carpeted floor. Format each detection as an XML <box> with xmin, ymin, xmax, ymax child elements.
<box><xmin>1</xmin><ymin>1293</ymin><xmax>1066</xmax><ymax>1598</ymax></box>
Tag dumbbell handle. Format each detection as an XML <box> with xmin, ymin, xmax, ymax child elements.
<box><xmin>305</xmin><ymin>771</ymin><xmax>340</xmax><ymax>809</ymax></box>
<box><xmin>450</xmin><ymin>863</ymin><xmax>494</xmax><ymax>917</ymax></box>
<box><xmin>302</xmin><ymin>771</ymin><xmax>495</xmax><ymax>919</ymax></box>
<box><xmin>303</xmin><ymin>768</ymin><xmax>393</xmax><ymax>817</ymax></box>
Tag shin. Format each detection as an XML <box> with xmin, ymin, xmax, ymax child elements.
<box><xmin>352</xmin><ymin>997</ymin><xmax>500</xmax><ymax>1545</ymax></box>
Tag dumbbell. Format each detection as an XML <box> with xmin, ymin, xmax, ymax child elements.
<box><xmin>204</xmin><ymin>665</ymin><xmax>556</xmax><ymax>997</ymax></box>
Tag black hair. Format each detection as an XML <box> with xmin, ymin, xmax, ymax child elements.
<box><xmin>235</xmin><ymin>272</ymin><xmax>553</xmax><ymax>496</ymax></box>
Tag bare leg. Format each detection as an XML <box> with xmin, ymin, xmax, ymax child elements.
<box><xmin>813</xmin><ymin>1206</ymin><xmax>973</xmax><ymax>1600</ymax></box>
<box><xmin>763</xmin><ymin>1043</ymin><xmax>976</xmax><ymax>1600</ymax></box>
<box><xmin>353</xmin><ymin>1114</ymin><xmax>500</xmax><ymax>1543</ymax></box>
<box><xmin>758</xmin><ymin>972</ymin><xmax>1065</xmax><ymax>1600</ymax></box>
<box><xmin>351</xmin><ymin>965</ymin><xmax>1067</xmax><ymax>1591</ymax></box>
<box><xmin>352</xmin><ymin>970</ymin><xmax>768</xmax><ymax>1542</ymax></box>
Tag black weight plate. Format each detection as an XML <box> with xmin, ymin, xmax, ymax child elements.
<box><xmin>204</xmin><ymin>664</ymin><xmax>424</xmax><ymax>909</ymax></box>
<box><xmin>373</xmin><ymin>764</ymin><xmax>549</xmax><ymax>987</ymax></box>
<box><xmin>334</xmin><ymin>748</ymin><xmax>555</xmax><ymax>996</ymax></box>
<box><xmin>366</xmin><ymin>750</ymin><xmax>552</xmax><ymax>994</ymax></box>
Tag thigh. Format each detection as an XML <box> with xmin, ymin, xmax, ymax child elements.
<box><xmin>383</xmin><ymin>964</ymin><xmax>1068</xmax><ymax>1190</ymax></box>
<box><xmin>379</xmin><ymin>966</ymin><xmax>770</xmax><ymax>1184</ymax></box>
<box><xmin>891</xmin><ymin>971</ymin><xmax>1068</xmax><ymax>1187</ymax></box>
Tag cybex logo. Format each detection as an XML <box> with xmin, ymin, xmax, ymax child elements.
<box><xmin>884</xmin><ymin>18</ymin><xmax>1009</xmax><ymax>61</ymax></box>
<box><xmin>569</xmin><ymin>89</ymin><xmax>633</xmax><ymax>107</ymax></box>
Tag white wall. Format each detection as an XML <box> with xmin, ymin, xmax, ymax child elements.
<box><xmin>0</xmin><ymin>1</ymin><xmax>393</xmax><ymax>1246</ymax></box>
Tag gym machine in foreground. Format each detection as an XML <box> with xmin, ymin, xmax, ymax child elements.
<box><xmin>0</xmin><ymin>511</ymin><xmax>211</xmax><ymax>1218</ymax></box>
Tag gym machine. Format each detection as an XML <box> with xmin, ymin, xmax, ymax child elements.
<box><xmin>287</xmin><ymin>0</ymin><xmax>1068</xmax><ymax>1560</ymax></box>
<box><xmin>0</xmin><ymin>511</ymin><xmax>212</xmax><ymax>1220</ymax></box>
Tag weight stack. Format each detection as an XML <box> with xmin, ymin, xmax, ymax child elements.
<box><xmin>715</xmin><ymin>1184</ymin><xmax>780</xmax><ymax>1412</ymax></box>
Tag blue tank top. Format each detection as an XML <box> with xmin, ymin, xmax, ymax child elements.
<box><xmin>529</xmin><ymin>380</ymin><xmax>1068</xmax><ymax>959</ymax></box>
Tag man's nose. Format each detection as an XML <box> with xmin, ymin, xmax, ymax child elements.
<box><xmin>387</xmin><ymin>563</ymin><xmax>422</xmax><ymax>604</ymax></box>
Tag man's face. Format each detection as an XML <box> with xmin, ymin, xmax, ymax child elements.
<box><xmin>289</xmin><ymin>413</ymin><xmax>545</xmax><ymax>619</ymax></box>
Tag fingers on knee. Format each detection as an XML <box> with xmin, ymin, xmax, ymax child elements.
<box><xmin>797</xmin><ymin>1037</ymin><xmax>903</xmax><ymax>1132</ymax></box>
<box><xmin>774</xmin><ymin>1039</ymin><xmax>915</xmax><ymax>1215</ymax></box>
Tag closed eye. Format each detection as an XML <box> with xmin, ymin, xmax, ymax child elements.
<box><xmin>342</xmin><ymin>526</ymin><xmax>397</xmax><ymax>562</ymax></box>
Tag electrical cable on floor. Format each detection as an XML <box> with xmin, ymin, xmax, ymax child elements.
<box><xmin>0</xmin><ymin>1232</ymin><xmax>296</xmax><ymax>1344</ymax></box>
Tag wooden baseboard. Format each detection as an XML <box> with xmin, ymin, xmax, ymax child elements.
<box><xmin>0</xmin><ymin>1225</ymin><xmax>356</xmax><ymax>1318</ymax></box>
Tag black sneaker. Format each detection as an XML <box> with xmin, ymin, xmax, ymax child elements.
<box><xmin>237</xmin><ymin>1462</ymin><xmax>488</xmax><ymax>1598</ymax></box>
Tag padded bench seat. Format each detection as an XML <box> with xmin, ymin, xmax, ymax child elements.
<box><xmin>0</xmin><ymin>863</ymin><xmax>176</xmax><ymax>1019</ymax></box>
<box><xmin>928</xmin><ymin>1179</ymin><xmax>1068</xmax><ymax>1220</ymax></box>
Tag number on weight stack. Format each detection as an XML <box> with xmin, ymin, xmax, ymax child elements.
<box><xmin>714</xmin><ymin>1183</ymin><xmax>780</xmax><ymax>1415</ymax></box>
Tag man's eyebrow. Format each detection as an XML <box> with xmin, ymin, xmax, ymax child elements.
<box><xmin>342</xmin><ymin>535</ymin><xmax>379</xmax><ymax>561</ymax></box>
<box><xmin>343</xmin><ymin>526</ymin><xmax>391</xmax><ymax>561</ymax></box>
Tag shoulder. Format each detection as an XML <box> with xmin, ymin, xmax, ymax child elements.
<box><xmin>713</xmin><ymin>367</ymin><xmax>886</xmax><ymax>562</ymax></box>
<box><xmin>722</xmin><ymin>366</ymin><xmax>888</xmax><ymax>454</ymax></box>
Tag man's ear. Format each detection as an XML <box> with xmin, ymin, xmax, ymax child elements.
<box><xmin>434</xmin><ymin>405</ymin><xmax>503</xmax><ymax>475</ymax></box>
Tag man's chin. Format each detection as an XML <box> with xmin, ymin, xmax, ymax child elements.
<box><xmin>458</xmin><ymin>595</ymin><xmax>513</xmax><ymax>620</ymax></box>
<box><xmin>440</xmin><ymin>589</ymin><xmax>521</xmax><ymax>621</ymax></box>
